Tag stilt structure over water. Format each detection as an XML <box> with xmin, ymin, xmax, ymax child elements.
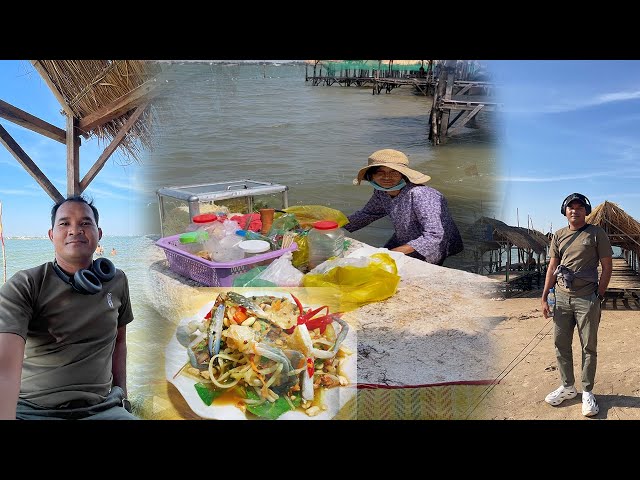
<box><xmin>587</xmin><ymin>201</ymin><xmax>640</xmax><ymax>309</ymax></box>
<box><xmin>428</xmin><ymin>60</ymin><xmax>501</xmax><ymax>145</ymax></box>
<box><xmin>468</xmin><ymin>216</ymin><xmax>549</xmax><ymax>296</ymax></box>
<box><xmin>305</xmin><ymin>60</ymin><xmax>499</xmax><ymax>145</ymax></box>
<box><xmin>305</xmin><ymin>60</ymin><xmax>437</xmax><ymax>95</ymax></box>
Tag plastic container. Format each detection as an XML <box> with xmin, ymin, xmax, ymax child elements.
<box><xmin>260</xmin><ymin>208</ymin><xmax>275</xmax><ymax>235</ymax></box>
<box><xmin>307</xmin><ymin>220</ymin><xmax>345</xmax><ymax>270</ymax></box>
<box><xmin>177</xmin><ymin>230</ymin><xmax>209</xmax><ymax>255</ymax></box>
<box><xmin>155</xmin><ymin>234</ymin><xmax>297</xmax><ymax>287</ymax></box>
<box><xmin>212</xmin><ymin>232</ymin><xmax>245</xmax><ymax>262</ymax></box>
<box><xmin>238</xmin><ymin>240</ymin><xmax>271</xmax><ymax>258</ymax></box>
<box><xmin>186</xmin><ymin>213</ymin><xmax>218</xmax><ymax>236</ymax></box>
<box><xmin>236</xmin><ymin>229</ymin><xmax>277</xmax><ymax>249</ymax></box>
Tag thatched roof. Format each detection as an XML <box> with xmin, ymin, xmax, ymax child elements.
<box><xmin>468</xmin><ymin>216</ymin><xmax>550</xmax><ymax>254</ymax></box>
<box><xmin>587</xmin><ymin>201</ymin><xmax>640</xmax><ymax>254</ymax></box>
<box><xmin>32</xmin><ymin>60</ymin><xmax>164</xmax><ymax>162</ymax></box>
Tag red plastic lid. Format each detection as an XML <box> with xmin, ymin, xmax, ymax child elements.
<box><xmin>192</xmin><ymin>213</ymin><xmax>218</xmax><ymax>223</ymax></box>
<box><xmin>313</xmin><ymin>220</ymin><xmax>339</xmax><ymax>230</ymax></box>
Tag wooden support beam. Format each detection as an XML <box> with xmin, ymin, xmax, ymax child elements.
<box><xmin>0</xmin><ymin>124</ymin><xmax>63</xmax><ymax>202</ymax></box>
<box><xmin>448</xmin><ymin>109</ymin><xmax>468</xmax><ymax>128</ymax></box>
<box><xmin>0</xmin><ymin>99</ymin><xmax>66</xmax><ymax>144</ymax></box>
<box><xmin>448</xmin><ymin>104</ymin><xmax>485</xmax><ymax>136</ymax></box>
<box><xmin>79</xmin><ymin>102</ymin><xmax>149</xmax><ymax>192</ymax></box>
<box><xmin>77</xmin><ymin>80</ymin><xmax>160</xmax><ymax>135</ymax></box>
<box><xmin>30</xmin><ymin>60</ymin><xmax>76</xmax><ymax>119</ymax></box>
<box><xmin>455</xmin><ymin>84</ymin><xmax>474</xmax><ymax>96</ymax></box>
<box><xmin>66</xmin><ymin>116</ymin><xmax>80</xmax><ymax>196</ymax></box>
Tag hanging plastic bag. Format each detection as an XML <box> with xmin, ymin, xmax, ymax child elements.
<box><xmin>283</xmin><ymin>205</ymin><xmax>349</xmax><ymax>228</ymax></box>
<box><xmin>302</xmin><ymin>253</ymin><xmax>400</xmax><ymax>312</ymax></box>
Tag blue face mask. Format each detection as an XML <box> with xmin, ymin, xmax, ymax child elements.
<box><xmin>368</xmin><ymin>179</ymin><xmax>407</xmax><ymax>191</ymax></box>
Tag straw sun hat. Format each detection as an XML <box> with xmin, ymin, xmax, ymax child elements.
<box><xmin>353</xmin><ymin>149</ymin><xmax>431</xmax><ymax>185</ymax></box>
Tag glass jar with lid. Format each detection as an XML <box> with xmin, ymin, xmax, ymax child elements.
<box><xmin>307</xmin><ymin>220</ymin><xmax>345</xmax><ymax>270</ymax></box>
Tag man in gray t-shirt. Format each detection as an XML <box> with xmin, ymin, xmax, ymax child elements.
<box><xmin>0</xmin><ymin>195</ymin><xmax>136</xmax><ymax>420</ymax></box>
<box><xmin>541</xmin><ymin>193</ymin><xmax>613</xmax><ymax>418</ymax></box>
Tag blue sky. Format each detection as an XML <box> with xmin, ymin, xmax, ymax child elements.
<box><xmin>0</xmin><ymin>60</ymin><xmax>147</xmax><ymax>237</ymax></box>
<box><xmin>488</xmin><ymin>60</ymin><xmax>640</xmax><ymax>235</ymax></box>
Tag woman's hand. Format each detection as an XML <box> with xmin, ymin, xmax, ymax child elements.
<box><xmin>390</xmin><ymin>244</ymin><xmax>415</xmax><ymax>255</ymax></box>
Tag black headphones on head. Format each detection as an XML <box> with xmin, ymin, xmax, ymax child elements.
<box><xmin>560</xmin><ymin>193</ymin><xmax>592</xmax><ymax>216</ymax></box>
<box><xmin>52</xmin><ymin>257</ymin><xmax>116</xmax><ymax>295</ymax></box>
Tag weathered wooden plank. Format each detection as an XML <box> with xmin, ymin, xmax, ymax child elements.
<box><xmin>447</xmin><ymin>104</ymin><xmax>485</xmax><ymax>135</ymax></box>
<box><xmin>455</xmin><ymin>84</ymin><xmax>473</xmax><ymax>96</ymax></box>
<box><xmin>79</xmin><ymin>102</ymin><xmax>149</xmax><ymax>192</ymax></box>
<box><xmin>77</xmin><ymin>80</ymin><xmax>160</xmax><ymax>134</ymax></box>
<box><xmin>66</xmin><ymin>116</ymin><xmax>80</xmax><ymax>197</ymax></box>
<box><xmin>0</xmin><ymin>99</ymin><xmax>66</xmax><ymax>144</ymax></box>
<box><xmin>0</xmin><ymin>124</ymin><xmax>63</xmax><ymax>202</ymax></box>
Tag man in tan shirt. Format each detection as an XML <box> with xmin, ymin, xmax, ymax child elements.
<box><xmin>0</xmin><ymin>196</ymin><xmax>136</xmax><ymax>420</ymax></box>
<box><xmin>541</xmin><ymin>193</ymin><xmax>613</xmax><ymax>417</ymax></box>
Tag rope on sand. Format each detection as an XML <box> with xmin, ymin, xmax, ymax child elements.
<box><xmin>463</xmin><ymin>316</ymin><xmax>554</xmax><ymax>419</ymax></box>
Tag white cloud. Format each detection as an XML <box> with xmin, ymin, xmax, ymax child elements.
<box><xmin>497</xmin><ymin>170</ymin><xmax>640</xmax><ymax>182</ymax></box>
<box><xmin>503</xmin><ymin>87</ymin><xmax>640</xmax><ymax>115</ymax></box>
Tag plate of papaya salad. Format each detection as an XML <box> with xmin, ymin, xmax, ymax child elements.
<box><xmin>165</xmin><ymin>289</ymin><xmax>356</xmax><ymax>420</ymax></box>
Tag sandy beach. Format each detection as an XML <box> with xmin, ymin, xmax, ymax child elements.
<box><xmin>478</xmin><ymin>289</ymin><xmax>640</xmax><ymax>420</ymax></box>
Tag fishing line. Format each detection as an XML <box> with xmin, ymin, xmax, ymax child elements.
<box><xmin>464</xmin><ymin>315</ymin><xmax>554</xmax><ymax>419</ymax></box>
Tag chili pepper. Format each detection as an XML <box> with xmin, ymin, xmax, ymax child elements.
<box><xmin>304</xmin><ymin>311</ymin><xmax>333</xmax><ymax>333</ymax></box>
<box><xmin>306</xmin><ymin>358</ymin><xmax>314</xmax><ymax>378</ymax></box>
<box><xmin>285</xmin><ymin>294</ymin><xmax>333</xmax><ymax>334</ymax></box>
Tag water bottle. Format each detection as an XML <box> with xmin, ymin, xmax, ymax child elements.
<box><xmin>547</xmin><ymin>287</ymin><xmax>556</xmax><ymax>315</ymax></box>
<box><xmin>308</xmin><ymin>220</ymin><xmax>345</xmax><ymax>270</ymax></box>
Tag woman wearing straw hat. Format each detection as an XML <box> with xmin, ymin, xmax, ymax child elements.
<box><xmin>345</xmin><ymin>149</ymin><xmax>463</xmax><ymax>266</ymax></box>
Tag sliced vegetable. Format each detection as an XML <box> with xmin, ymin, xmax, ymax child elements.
<box><xmin>245</xmin><ymin>389</ymin><xmax>301</xmax><ymax>420</ymax></box>
<box><xmin>194</xmin><ymin>382</ymin><xmax>223</xmax><ymax>406</ymax></box>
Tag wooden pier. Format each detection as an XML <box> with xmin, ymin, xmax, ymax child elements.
<box><xmin>600</xmin><ymin>258</ymin><xmax>640</xmax><ymax>310</ymax></box>
<box><xmin>304</xmin><ymin>60</ymin><xmax>436</xmax><ymax>96</ymax></box>
<box><xmin>305</xmin><ymin>60</ymin><xmax>499</xmax><ymax>145</ymax></box>
<box><xmin>429</xmin><ymin>60</ymin><xmax>501</xmax><ymax>145</ymax></box>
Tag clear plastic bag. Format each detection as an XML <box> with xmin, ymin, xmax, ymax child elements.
<box><xmin>255</xmin><ymin>252</ymin><xmax>304</xmax><ymax>287</ymax></box>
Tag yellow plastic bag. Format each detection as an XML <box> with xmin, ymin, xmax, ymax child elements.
<box><xmin>284</xmin><ymin>205</ymin><xmax>349</xmax><ymax>228</ymax></box>
<box><xmin>302</xmin><ymin>253</ymin><xmax>400</xmax><ymax>312</ymax></box>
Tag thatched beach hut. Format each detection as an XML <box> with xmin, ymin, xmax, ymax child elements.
<box><xmin>0</xmin><ymin>60</ymin><xmax>164</xmax><ymax>201</ymax></box>
<box><xmin>587</xmin><ymin>201</ymin><xmax>640</xmax><ymax>275</ymax></box>
<box><xmin>467</xmin><ymin>216</ymin><xmax>550</xmax><ymax>293</ymax></box>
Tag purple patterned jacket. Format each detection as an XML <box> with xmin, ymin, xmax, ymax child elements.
<box><xmin>344</xmin><ymin>183</ymin><xmax>463</xmax><ymax>265</ymax></box>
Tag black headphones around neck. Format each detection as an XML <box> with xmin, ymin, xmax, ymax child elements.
<box><xmin>560</xmin><ymin>193</ymin><xmax>592</xmax><ymax>216</ymax></box>
<box><xmin>52</xmin><ymin>257</ymin><xmax>116</xmax><ymax>295</ymax></box>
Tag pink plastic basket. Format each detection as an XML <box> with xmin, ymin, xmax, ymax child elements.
<box><xmin>155</xmin><ymin>234</ymin><xmax>298</xmax><ymax>287</ymax></box>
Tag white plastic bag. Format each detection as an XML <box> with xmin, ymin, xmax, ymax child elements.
<box><xmin>255</xmin><ymin>252</ymin><xmax>304</xmax><ymax>287</ymax></box>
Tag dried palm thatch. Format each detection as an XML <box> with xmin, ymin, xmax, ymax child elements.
<box><xmin>33</xmin><ymin>60</ymin><xmax>164</xmax><ymax>163</ymax></box>
<box><xmin>587</xmin><ymin>201</ymin><xmax>640</xmax><ymax>254</ymax></box>
<box><xmin>468</xmin><ymin>216</ymin><xmax>549</xmax><ymax>254</ymax></box>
